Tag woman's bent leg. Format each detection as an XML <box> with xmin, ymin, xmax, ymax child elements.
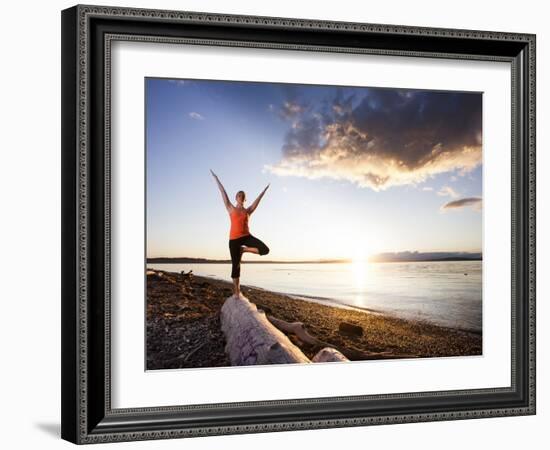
<box><xmin>242</xmin><ymin>235</ymin><xmax>270</xmax><ymax>256</ymax></box>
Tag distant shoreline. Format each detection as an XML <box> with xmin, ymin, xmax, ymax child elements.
<box><xmin>147</xmin><ymin>256</ymin><xmax>482</xmax><ymax>264</ymax></box>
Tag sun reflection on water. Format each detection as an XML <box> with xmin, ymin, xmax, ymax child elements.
<box><xmin>351</xmin><ymin>254</ymin><xmax>373</xmax><ymax>306</ymax></box>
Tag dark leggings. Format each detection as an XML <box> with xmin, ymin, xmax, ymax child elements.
<box><xmin>229</xmin><ymin>234</ymin><xmax>270</xmax><ymax>279</ymax></box>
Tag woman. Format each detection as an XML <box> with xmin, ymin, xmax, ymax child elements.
<box><xmin>210</xmin><ymin>170</ymin><xmax>270</xmax><ymax>298</ymax></box>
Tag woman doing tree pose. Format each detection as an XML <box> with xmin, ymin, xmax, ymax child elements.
<box><xmin>210</xmin><ymin>170</ymin><xmax>270</xmax><ymax>298</ymax></box>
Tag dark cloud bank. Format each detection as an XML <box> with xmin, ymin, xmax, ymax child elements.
<box><xmin>265</xmin><ymin>87</ymin><xmax>482</xmax><ymax>191</ymax></box>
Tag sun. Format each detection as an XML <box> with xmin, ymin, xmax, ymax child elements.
<box><xmin>351</xmin><ymin>246</ymin><xmax>374</xmax><ymax>264</ymax></box>
<box><xmin>350</xmin><ymin>246</ymin><xmax>375</xmax><ymax>289</ymax></box>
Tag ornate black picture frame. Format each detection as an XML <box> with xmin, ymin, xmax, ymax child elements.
<box><xmin>61</xmin><ymin>4</ymin><xmax>536</xmax><ymax>444</ymax></box>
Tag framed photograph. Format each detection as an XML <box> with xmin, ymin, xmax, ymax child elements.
<box><xmin>61</xmin><ymin>4</ymin><xmax>536</xmax><ymax>444</ymax></box>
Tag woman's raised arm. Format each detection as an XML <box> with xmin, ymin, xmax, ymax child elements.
<box><xmin>210</xmin><ymin>170</ymin><xmax>233</xmax><ymax>213</ymax></box>
<box><xmin>247</xmin><ymin>183</ymin><xmax>270</xmax><ymax>215</ymax></box>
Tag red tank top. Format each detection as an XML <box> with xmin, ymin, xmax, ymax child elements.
<box><xmin>229</xmin><ymin>208</ymin><xmax>250</xmax><ymax>240</ymax></box>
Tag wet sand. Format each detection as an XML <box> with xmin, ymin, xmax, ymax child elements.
<box><xmin>146</xmin><ymin>270</ymin><xmax>481</xmax><ymax>370</ymax></box>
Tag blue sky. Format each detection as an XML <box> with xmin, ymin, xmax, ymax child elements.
<box><xmin>146</xmin><ymin>78</ymin><xmax>482</xmax><ymax>260</ymax></box>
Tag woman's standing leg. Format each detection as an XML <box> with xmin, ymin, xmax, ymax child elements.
<box><xmin>229</xmin><ymin>238</ymin><xmax>244</xmax><ymax>297</ymax></box>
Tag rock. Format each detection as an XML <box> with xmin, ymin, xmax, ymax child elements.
<box><xmin>338</xmin><ymin>321</ymin><xmax>363</xmax><ymax>337</ymax></box>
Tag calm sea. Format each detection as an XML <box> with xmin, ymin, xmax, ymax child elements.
<box><xmin>147</xmin><ymin>261</ymin><xmax>482</xmax><ymax>333</ymax></box>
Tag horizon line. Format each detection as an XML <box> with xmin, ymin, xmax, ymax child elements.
<box><xmin>147</xmin><ymin>251</ymin><xmax>483</xmax><ymax>264</ymax></box>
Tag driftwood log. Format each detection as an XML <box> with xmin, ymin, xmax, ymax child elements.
<box><xmin>311</xmin><ymin>347</ymin><xmax>349</xmax><ymax>362</ymax></box>
<box><xmin>220</xmin><ymin>295</ymin><xmax>311</xmax><ymax>365</ymax></box>
<box><xmin>220</xmin><ymin>295</ymin><xmax>350</xmax><ymax>365</ymax></box>
<box><xmin>266</xmin><ymin>315</ymin><xmax>329</xmax><ymax>347</ymax></box>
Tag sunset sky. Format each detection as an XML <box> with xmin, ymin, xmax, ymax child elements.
<box><xmin>146</xmin><ymin>77</ymin><xmax>482</xmax><ymax>261</ymax></box>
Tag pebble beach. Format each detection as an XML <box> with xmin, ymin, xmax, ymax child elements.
<box><xmin>146</xmin><ymin>269</ymin><xmax>482</xmax><ymax>370</ymax></box>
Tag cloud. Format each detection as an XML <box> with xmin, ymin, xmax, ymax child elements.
<box><xmin>437</xmin><ymin>186</ymin><xmax>459</xmax><ymax>198</ymax></box>
<box><xmin>278</xmin><ymin>101</ymin><xmax>306</xmax><ymax>120</ymax></box>
<box><xmin>188</xmin><ymin>112</ymin><xmax>205</xmax><ymax>120</ymax></box>
<box><xmin>265</xmin><ymin>88</ymin><xmax>482</xmax><ymax>190</ymax></box>
<box><xmin>270</xmin><ymin>85</ymin><xmax>312</xmax><ymax>122</ymax></box>
<box><xmin>422</xmin><ymin>186</ymin><xmax>434</xmax><ymax>191</ymax></box>
<box><xmin>441</xmin><ymin>197</ymin><xmax>482</xmax><ymax>211</ymax></box>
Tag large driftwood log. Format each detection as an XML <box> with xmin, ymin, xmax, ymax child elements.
<box><xmin>220</xmin><ymin>295</ymin><xmax>311</xmax><ymax>365</ymax></box>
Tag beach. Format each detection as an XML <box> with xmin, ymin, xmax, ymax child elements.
<box><xmin>146</xmin><ymin>269</ymin><xmax>482</xmax><ymax>370</ymax></box>
<box><xmin>148</xmin><ymin>261</ymin><xmax>483</xmax><ymax>332</ymax></box>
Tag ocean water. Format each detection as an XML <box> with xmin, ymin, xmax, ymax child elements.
<box><xmin>147</xmin><ymin>261</ymin><xmax>482</xmax><ymax>333</ymax></box>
